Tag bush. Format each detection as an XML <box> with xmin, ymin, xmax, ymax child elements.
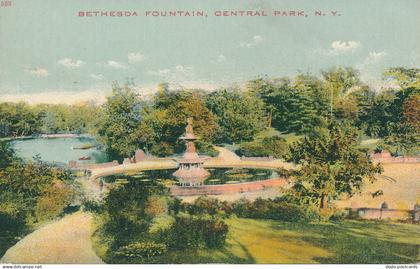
<box><xmin>236</xmin><ymin>136</ymin><xmax>288</xmax><ymax>158</ymax></box>
<box><xmin>304</xmin><ymin>204</ymin><xmax>321</xmax><ymax>222</ymax></box>
<box><xmin>182</xmin><ymin>197</ymin><xmax>232</xmax><ymax>217</ymax></box>
<box><xmin>35</xmin><ymin>181</ymin><xmax>74</xmax><ymax>222</ymax></box>
<box><xmin>82</xmin><ymin>199</ymin><xmax>102</xmax><ymax>213</ymax></box>
<box><xmin>114</xmin><ymin>241</ymin><xmax>167</xmax><ymax>262</ymax></box>
<box><xmin>322</xmin><ymin>208</ymin><xmax>348</xmax><ymax>222</ymax></box>
<box><xmin>232</xmin><ymin>198</ymin><xmax>307</xmax><ymax>222</ymax></box>
<box><xmin>166</xmin><ymin>214</ymin><xmax>228</xmax><ymax>249</ymax></box>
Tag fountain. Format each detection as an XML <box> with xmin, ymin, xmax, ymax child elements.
<box><xmin>173</xmin><ymin>118</ymin><xmax>210</xmax><ymax>187</ymax></box>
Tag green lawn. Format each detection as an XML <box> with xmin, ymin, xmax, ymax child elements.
<box><xmin>95</xmin><ymin>217</ymin><xmax>420</xmax><ymax>264</ymax></box>
<box><xmin>222</xmin><ymin>218</ymin><xmax>420</xmax><ymax>264</ymax></box>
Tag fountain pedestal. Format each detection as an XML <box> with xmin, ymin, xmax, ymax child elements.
<box><xmin>173</xmin><ymin>118</ymin><xmax>209</xmax><ymax>187</ymax></box>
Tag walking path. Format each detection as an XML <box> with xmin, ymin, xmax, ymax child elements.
<box><xmin>0</xmin><ymin>212</ymin><xmax>103</xmax><ymax>264</ymax></box>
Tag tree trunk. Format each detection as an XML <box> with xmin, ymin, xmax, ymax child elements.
<box><xmin>320</xmin><ymin>193</ymin><xmax>328</xmax><ymax>209</ymax></box>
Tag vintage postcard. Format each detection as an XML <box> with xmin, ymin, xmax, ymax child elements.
<box><xmin>0</xmin><ymin>0</ymin><xmax>419</xmax><ymax>268</ymax></box>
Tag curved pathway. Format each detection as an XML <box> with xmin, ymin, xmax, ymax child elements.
<box><xmin>1</xmin><ymin>212</ymin><xmax>103</xmax><ymax>264</ymax></box>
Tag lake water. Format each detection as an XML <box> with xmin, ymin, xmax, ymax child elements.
<box><xmin>11</xmin><ymin>136</ymin><xmax>109</xmax><ymax>165</ymax></box>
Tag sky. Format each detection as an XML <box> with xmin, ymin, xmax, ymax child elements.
<box><xmin>0</xmin><ymin>0</ymin><xmax>419</xmax><ymax>104</ymax></box>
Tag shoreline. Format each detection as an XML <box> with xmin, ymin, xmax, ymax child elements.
<box><xmin>0</xmin><ymin>133</ymin><xmax>84</xmax><ymax>142</ymax></box>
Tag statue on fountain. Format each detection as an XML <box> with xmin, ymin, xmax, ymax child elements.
<box><xmin>173</xmin><ymin>118</ymin><xmax>210</xmax><ymax>187</ymax></box>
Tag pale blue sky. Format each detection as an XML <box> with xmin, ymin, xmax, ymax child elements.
<box><xmin>0</xmin><ymin>0</ymin><xmax>419</xmax><ymax>103</ymax></box>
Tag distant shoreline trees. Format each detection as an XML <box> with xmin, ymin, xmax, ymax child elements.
<box><xmin>0</xmin><ymin>66</ymin><xmax>418</xmax><ymax>158</ymax></box>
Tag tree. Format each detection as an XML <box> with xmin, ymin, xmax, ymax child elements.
<box><xmin>292</xmin><ymin>73</ymin><xmax>329</xmax><ymax>133</ymax></box>
<box><xmin>402</xmin><ymin>93</ymin><xmax>420</xmax><ymax>130</ymax></box>
<box><xmin>236</xmin><ymin>135</ymin><xmax>288</xmax><ymax>158</ymax></box>
<box><xmin>322</xmin><ymin>67</ymin><xmax>361</xmax><ymax>122</ymax></box>
<box><xmin>206</xmin><ymin>88</ymin><xmax>266</xmax><ymax>143</ymax></box>
<box><xmin>0</xmin><ymin>148</ymin><xmax>75</xmax><ymax>254</ymax></box>
<box><xmin>347</xmin><ymin>86</ymin><xmax>376</xmax><ymax>132</ymax></box>
<box><xmin>285</xmin><ymin>123</ymin><xmax>382</xmax><ymax>209</ymax></box>
<box><xmin>96</xmin><ymin>82</ymin><xmax>144</xmax><ymax>160</ymax></box>
<box><xmin>383</xmin><ymin>67</ymin><xmax>420</xmax><ymax>89</ymax></box>
<box><xmin>0</xmin><ymin>142</ymin><xmax>18</xmax><ymax>169</ymax></box>
<box><xmin>384</xmin><ymin>122</ymin><xmax>419</xmax><ymax>155</ymax></box>
<box><xmin>0</xmin><ymin>102</ymin><xmax>42</xmax><ymax>137</ymax></box>
<box><xmin>138</xmin><ymin>89</ymin><xmax>219</xmax><ymax>156</ymax></box>
<box><xmin>248</xmin><ymin>74</ymin><xmax>329</xmax><ymax>135</ymax></box>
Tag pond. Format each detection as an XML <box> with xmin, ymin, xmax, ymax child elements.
<box><xmin>10</xmin><ymin>135</ymin><xmax>109</xmax><ymax>165</ymax></box>
<box><xmin>103</xmin><ymin>168</ymin><xmax>280</xmax><ymax>186</ymax></box>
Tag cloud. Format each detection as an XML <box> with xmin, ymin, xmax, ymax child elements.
<box><xmin>175</xmin><ymin>65</ymin><xmax>186</xmax><ymax>73</ymax></box>
<box><xmin>90</xmin><ymin>74</ymin><xmax>104</xmax><ymax>80</ymax></box>
<box><xmin>253</xmin><ymin>35</ymin><xmax>264</xmax><ymax>44</ymax></box>
<box><xmin>217</xmin><ymin>55</ymin><xmax>226</xmax><ymax>63</ymax></box>
<box><xmin>239</xmin><ymin>42</ymin><xmax>252</xmax><ymax>48</ymax></box>
<box><xmin>174</xmin><ymin>65</ymin><xmax>194</xmax><ymax>74</ymax></box>
<box><xmin>356</xmin><ymin>51</ymin><xmax>388</xmax><ymax>88</ymax></box>
<box><xmin>240</xmin><ymin>35</ymin><xmax>264</xmax><ymax>48</ymax></box>
<box><xmin>26</xmin><ymin>68</ymin><xmax>49</xmax><ymax>77</ymax></box>
<box><xmin>128</xmin><ymin>51</ymin><xmax>145</xmax><ymax>63</ymax></box>
<box><xmin>357</xmin><ymin>51</ymin><xmax>387</xmax><ymax>69</ymax></box>
<box><xmin>315</xmin><ymin>41</ymin><xmax>361</xmax><ymax>56</ymax></box>
<box><xmin>146</xmin><ymin>68</ymin><xmax>171</xmax><ymax>76</ymax></box>
<box><xmin>331</xmin><ymin>41</ymin><xmax>361</xmax><ymax>53</ymax></box>
<box><xmin>105</xmin><ymin>60</ymin><xmax>126</xmax><ymax>69</ymax></box>
<box><xmin>146</xmin><ymin>65</ymin><xmax>193</xmax><ymax>78</ymax></box>
<box><xmin>366</xmin><ymin>51</ymin><xmax>387</xmax><ymax>62</ymax></box>
<box><xmin>58</xmin><ymin>58</ymin><xmax>85</xmax><ymax>68</ymax></box>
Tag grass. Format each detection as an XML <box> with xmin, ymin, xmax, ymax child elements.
<box><xmin>221</xmin><ymin>218</ymin><xmax>420</xmax><ymax>264</ymax></box>
<box><xmin>92</xmin><ymin>217</ymin><xmax>420</xmax><ymax>264</ymax></box>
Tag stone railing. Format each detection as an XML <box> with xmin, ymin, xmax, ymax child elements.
<box><xmin>370</xmin><ymin>150</ymin><xmax>420</xmax><ymax>163</ymax></box>
<box><xmin>68</xmin><ymin>160</ymin><xmax>119</xmax><ymax>170</ymax></box>
<box><xmin>240</xmin><ymin>156</ymin><xmax>275</xmax><ymax>161</ymax></box>
<box><xmin>170</xmin><ymin>178</ymin><xmax>288</xmax><ymax>196</ymax></box>
<box><xmin>372</xmin><ymin>156</ymin><xmax>420</xmax><ymax>164</ymax></box>
<box><xmin>349</xmin><ymin>207</ymin><xmax>420</xmax><ymax>221</ymax></box>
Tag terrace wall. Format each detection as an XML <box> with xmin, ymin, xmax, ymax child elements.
<box><xmin>352</xmin><ymin>207</ymin><xmax>420</xmax><ymax>221</ymax></box>
<box><xmin>370</xmin><ymin>150</ymin><xmax>420</xmax><ymax>163</ymax></box>
<box><xmin>170</xmin><ymin>178</ymin><xmax>288</xmax><ymax>196</ymax></box>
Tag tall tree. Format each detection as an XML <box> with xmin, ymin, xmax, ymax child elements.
<box><xmin>285</xmin><ymin>123</ymin><xmax>382</xmax><ymax>209</ymax></box>
<box><xmin>403</xmin><ymin>94</ymin><xmax>420</xmax><ymax>130</ymax></box>
<box><xmin>138</xmin><ymin>90</ymin><xmax>219</xmax><ymax>156</ymax></box>
<box><xmin>249</xmin><ymin>75</ymin><xmax>329</xmax><ymax>135</ymax></box>
<box><xmin>96</xmin><ymin>82</ymin><xmax>144</xmax><ymax>160</ymax></box>
<box><xmin>321</xmin><ymin>66</ymin><xmax>361</xmax><ymax>122</ymax></box>
<box><xmin>206</xmin><ymin>88</ymin><xmax>266</xmax><ymax>144</ymax></box>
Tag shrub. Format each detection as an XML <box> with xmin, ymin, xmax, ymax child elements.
<box><xmin>149</xmin><ymin>215</ymin><xmax>175</xmax><ymax>234</ymax></box>
<box><xmin>304</xmin><ymin>204</ymin><xmax>321</xmax><ymax>222</ymax></box>
<box><xmin>82</xmin><ymin>199</ymin><xmax>102</xmax><ymax>213</ymax></box>
<box><xmin>35</xmin><ymin>181</ymin><xmax>74</xmax><ymax>222</ymax></box>
<box><xmin>232</xmin><ymin>198</ymin><xmax>307</xmax><ymax>222</ymax></box>
<box><xmin>167</xmin><ymin>214</ymin><xmax>228</xmax><ymax>249</ymax></box>
<box><xmin>182</xmin><ymin>197</ymin><xmax>232</xmax><ymax>217</ymax></box>
<box><xmin>145</xmin><ymin>195</ymin><xmax>168</xmax><ymax>217</ymax></box>
<box><xmin>114</xmin><ymin>241</ymin><xmax>167</xmax><ymax>262</ymax></box>
<box><xmin>326</xmin><ymin>208</ymin><xmax>348</xmax><ymax>222</ymax></box>
<box><xmin>236</xmin><ymin>136</ymin><xmax>288</xmax><ymax>158</ymax></box>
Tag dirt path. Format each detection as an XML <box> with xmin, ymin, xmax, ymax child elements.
<box><xmin>0</xmin><ymin>212</ymin><xmax>103</xmax><ymax>264</ymax></box>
